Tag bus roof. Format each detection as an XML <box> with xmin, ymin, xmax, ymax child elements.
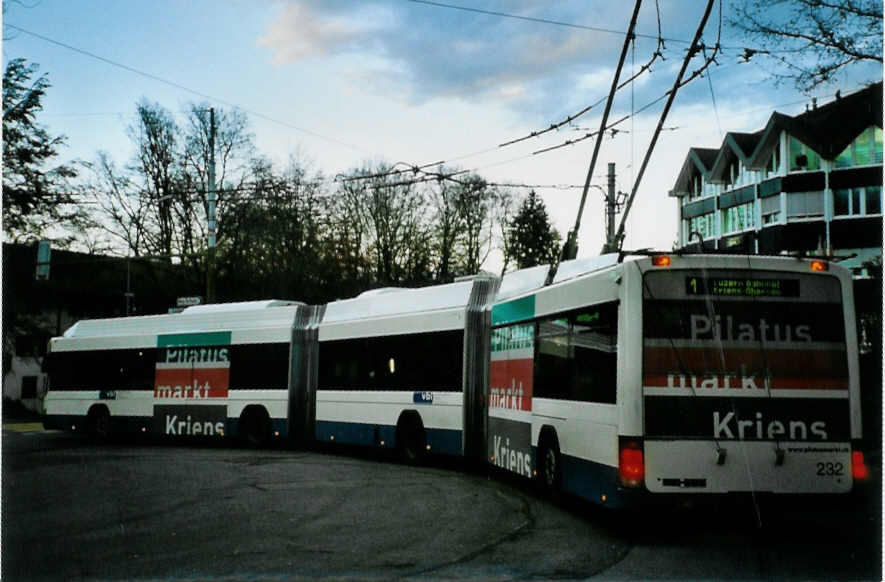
<box><xmin>496</xmin><ymin>254</ymin><xmax>621</xmax><ymax>303</ymax></box>
<box><xmin>56</xmin><ymin>301</ymin><xmax>304</xmax><ymax>350</ymax></box>
<box><xmin>322</xmin><ymin>279</ymin><xmax>479</xmax><ymax>325</ymax></box>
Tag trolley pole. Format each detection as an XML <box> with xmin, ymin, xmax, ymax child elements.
<box><xmin>207</xmin><ymin>107</ymin><xmax>217</xmax><ymax>304</ymax></box>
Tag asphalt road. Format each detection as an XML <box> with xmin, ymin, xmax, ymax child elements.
<box><xmin>2</xmin><ymin>426</ymin><xmax>881</xmax><ymax>581</ymax></box>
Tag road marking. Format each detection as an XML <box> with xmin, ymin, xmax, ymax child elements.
<box><xmin>3</xmin><ymin>423</ymin><xmax>46</xmax><ymax>433</ymax></box>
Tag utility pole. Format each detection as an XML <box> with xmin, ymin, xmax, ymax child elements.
<box><xmin>604</xmin><ymin>163</ymin><xmax>617</xmax><ymax>252</ymax></box>
<box><xmin>206</xmin><ymin>107</ymin><xmax>217</xmax><ymax>304</ymax></box>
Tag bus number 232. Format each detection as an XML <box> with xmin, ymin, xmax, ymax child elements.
<box><xmin>816</xmin><ymin>462</ymin><xmax>844</xmax><ymax>476</ymax></box>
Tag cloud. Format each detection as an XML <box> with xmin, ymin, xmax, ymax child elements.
<box><xmin>255</xmin><ymin>0</ymin><xmax>781</xmax><ymax>120</ymax></box>
<box><xmin>258</xmin><ymin>2</ymin><xmax>630</xmax><ymax>107</ymax></box>
<box><xmin>257</xmin><ymin>1</ymin><xmax>395</xmax><ymax>64</ymax></box>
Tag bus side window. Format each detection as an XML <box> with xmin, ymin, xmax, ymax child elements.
<box><xmin>535</xmin><ymin>302</ymin><xmax>618</xmax><ymax>404</ymax></box>
<box><xmin>319</xmin><ymin>332</ymin><xmax>464</xmax><ymax>392</ymax></box>
<box><xmin>319</xmin><ymin>338</ymin><xmax>369</xmax><ymax>390</ymax></box>
<box><xmin>536</xmin><ymin>318</ymin><xmax>570</xmax><ymax>400</ymax></box>
<box><xmin>229</xmin><ymin>343</ymin><xmax>288</xmax><ymax>390</ymax></box>
<box><xmin>128</xmin><ymin>349</ymin><xmax>157</xmax><ymax>390</ymax></box>
<box><xmin>571</xmin><ymin>303</ymin><xmax>617</xmax><ymax>404</ymax></box>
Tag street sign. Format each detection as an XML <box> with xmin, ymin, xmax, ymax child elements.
<box><xmin>35</xmin><ymin>240</ymin><xmax>51</xmax><ymax>280</ymax></box>
<box><xmin>176</xmin><ymin>296</ymin><xmax>203</xmax><ymax>307</ymax></box>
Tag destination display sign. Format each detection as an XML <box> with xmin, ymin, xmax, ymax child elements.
<box><xmin>685</xmin><ymin>276</ymin><xmax>800</xmax><ymax>298</ymax></box>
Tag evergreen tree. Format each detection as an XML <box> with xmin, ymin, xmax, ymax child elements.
<box><xmin>2</xmin><ymin>58</ymin><xmax>82</xmax><ymax>243</ymax></box>
<box><xmin>504</xmin><ymin>190</ymin><xmax>561</xmax><ymax>270</ymax></box>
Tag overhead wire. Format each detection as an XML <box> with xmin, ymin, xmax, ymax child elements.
<box><xmin>499</xmin><ymin>0</ymin><xmax>667</xmax><ymax>148</ymax></box>
<box><xmin>706</xmin><ymin>0</ymin><xmax>723</xmax><ymax>138</ymax></box>
<box><xmin>8</xmin><ymin>6</ymin><xmax>759</xmax><ymax>202</ymax></box>
<box><xmin>612</xmin><ymin>0</ymin><xmax>719</xmax><ymax>251</ymax></box>
<box><xmin>406</xmin><ymin>0</ymin><xmax>690</xmax><ymax>45</ymax></box>
<box><xmin>336</xmin><ymin>2</ymin><xmax>676</xmax><ymax>184</ymax></box>
<box><xmin>3</xmin><ymin>23</ymin><xmax>380</xmax><ymax>158</ymax></box>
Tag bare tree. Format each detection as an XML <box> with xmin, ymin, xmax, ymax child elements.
<box><xmin>455</xmin><ymin>175</ymin><xmax>508</xmax><ymax>276</ymax></box>
<box><xmin>427</xmin><ymin>175</ymin><xmax>464</xmax><ymax>282</ymax></box>
<box><xmin>730</xmin><ymin>0</ymin><xmax>883</xmax><ymax>91</ymax></box>
<box><xmin>87</xmin><ymin>152</ymin><xmax>152</xmax><ymax>256</ymax></box>
<box><xmin>181</xmin><ymin>103</ymin><xmax>254</xmax><ymax>263</ymax></box>
<box><xmin>335</xmin><ymin>164</ymin><xmax>431</xmax><ymax>285</ymax></box>
<box><xmin>128</xmin><ymin>99</ymin><xmax>180</xmax><ymax>259</ymax></box>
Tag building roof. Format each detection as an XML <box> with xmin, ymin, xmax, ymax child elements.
<box><xmin>671</xmin><ymin>82</ymin><xmax>883</xmax><ymax>185</ymax></box>
<box><xmin>747</xmin><ymin>82</ymin><xmax>883</xmax><ymax>168</ymax></box>
<box><xmin>670</xmin><ymin>147</ymin><xmax>719</xmax><ymax>197</ymax></box>
<box><xmin>709</xmin><ymin>131</ymin><xmax>764</xmax><ymax>183</ymax></box>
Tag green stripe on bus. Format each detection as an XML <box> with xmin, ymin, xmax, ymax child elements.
<box><xmin>492</xmin><ymin>295</ymin><xmax>535</xmax><ymax>326</ymax></box>
<box><xmin>157</xmin><ymin>331</ymin><xmax>232</xmax><ymax>347</ymax></box>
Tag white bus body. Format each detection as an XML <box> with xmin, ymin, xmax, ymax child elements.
<box><xmin>43</xmin><ymin>301</ymin><xmax>304</xmax><ymax>442</ymax></box>
<box><xmin>43</xmin><ymin>253</ymin><xmax>865</xmax><ymax>507</ymax></box>
<box><xmin>486</xmin><ymin>254</ymin><xmax>863</xmax><ymax>507</ymax></box>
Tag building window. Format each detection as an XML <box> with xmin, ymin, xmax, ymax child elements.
<box><xmin>866</xmin><ymin>186</ymin><xmax>881</xmax><ymax>214</ymax></box>
<box><xmin>835</xmin><ymin>186</ymin><xmax>882</xmax><ymax>216</ymax></box>
<box><xmin>767</xmin><ymin>145</ymin><xmax>781</xmax><ymax>176</ymax></box>
<box><xmin>703</xmin><ymin>181</ymin><xmax>718</xmax><ymax>198</ymax></box>
<box><xmin>760</xmin><ymin>195</ymin><xmax>781</xmax><ymax>225</ymax></box>
<box><xmin>687</xmin><ymin>212</ymin><xmax>716</xmax><ymax>243</ymax></box>
<box><xmin>687</xmin><ymin>174</ymin><xmax>717</xmax><ymax>201</ymax></box>
<box><xmin>722</xmin><ymin>159</ymin><xmax>742</xmax><ymax>187</ymax></box>
<box><xmin>787</xmin><ymin>191</ymin><xmax>824</xmax><ymax>219</ymax></box>
<box><xmin>835</xmin><ymin>126</ymin><xmax>884</xmax><ymax>168</ymax></box>
<box><xmin>722</xmin><ymin>201</ymin><xmax>755</xmax><ymax>234</ymax></box>
<box><xmin>789</xmin><ymin>136</ymin><xmax>821</xmax><ymax>171</ymax></box>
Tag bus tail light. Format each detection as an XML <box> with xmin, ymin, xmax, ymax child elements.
<box><xmin>652</xmin><ymin>255</ymin><xmax>672</xmax><ymax>267</ymax></box>
<box><xmin>851</xmin><ymin>450</ymin><xmax>869</xmax><ymax>481</ymax></box>
<box><xmin>809</xmin><ymin>259</ymin><xmax>828</xmax><ymax>272</ymax></box>
<box><xmin>618</xmin><ymin>437</ymin><xmax>645</xmax><ymax>488</ymax></box>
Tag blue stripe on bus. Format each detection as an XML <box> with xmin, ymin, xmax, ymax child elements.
<box><xmin>44</xmin><ymin>414</ymin><xmax>289</xmax><ymax>440</ymax></box>
<box><xmin>316</xmin><ymin>420</ymin><xmax>462</xmax><ymax>455</ymax></box>
<box><xmin>532</xmin><ymin>446</ymin><xmax>626</xmax><ymax>508</ymax></box>
<box><xmin>226</xmin><ymin>417</ymin><xmax>289</xmax><ymax>439</ymax></box>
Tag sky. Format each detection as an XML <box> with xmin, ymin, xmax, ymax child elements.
<box><xmin>3</xmin><ymin>0</ymin><xmax>882</xmax><ymax>266</ymax></box>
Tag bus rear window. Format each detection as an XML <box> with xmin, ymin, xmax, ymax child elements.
<box><xmin>641</xmin><ymin>269</ymin><xmax>849</xmax><ymax>441</ymax></box>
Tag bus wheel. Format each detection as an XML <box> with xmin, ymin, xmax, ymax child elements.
<box><xmin>538</xmin><ymin>437</ymin><xmax>562</xmax><ymax>499</ymax></box>
<box><xmin>396</xmin><ymin>413</ymin><xmax>425</xmax><ymax>464</ymax></box>
<box><xmin>239</xmin><ymin>407</ymin><xmax>271</xmax><ymax>447</ymax></box>
<box><xmin>87</xmin><ymin>406</ymin><xmax>111</xmax><ymax>442</ymax></box>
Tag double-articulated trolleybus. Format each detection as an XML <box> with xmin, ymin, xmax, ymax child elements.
<box><xmin>44</xmin><ymin>253</ymin><xmax>868</xmax><ymax>508</ymax></box>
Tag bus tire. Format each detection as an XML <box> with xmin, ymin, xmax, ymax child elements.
<box><xmin>87</xmin><ymin>405</ymin><xmax>111</xmax><ymax>442</ymax></box>
<box><xmin>537</xmin><ymin>432</ymin><xmax>562</xmax><ymax>499</ymax></box>
<box><xmin>396</xmin><ymin>412</ymin><xmax>425</xmax><ymax>464</ymax></box>
<box><xmin>239</xmin><ymin>406</ymin><xmax>271</xmax><ymax>447</ymax></box>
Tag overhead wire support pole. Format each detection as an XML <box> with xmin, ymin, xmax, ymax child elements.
<box><xmin>604</xmin><ymin>162</ymin><xmax>617</xmax><ymax>252</ymax></box>
<box><xmin>546</xmin><ymin>0</ymin><xmax>643</xmax><ymax>286</ymax></box>
<box><xmin>613</xmin><ymin>0</ymin><xmax>716</xmax><ymax>252</ymax></box>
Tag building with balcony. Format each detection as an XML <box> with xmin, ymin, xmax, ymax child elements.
<box><xmin>670</xmin><ymin>82</ymin><xmax>882</xmax><ymax>275</ymax></box>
